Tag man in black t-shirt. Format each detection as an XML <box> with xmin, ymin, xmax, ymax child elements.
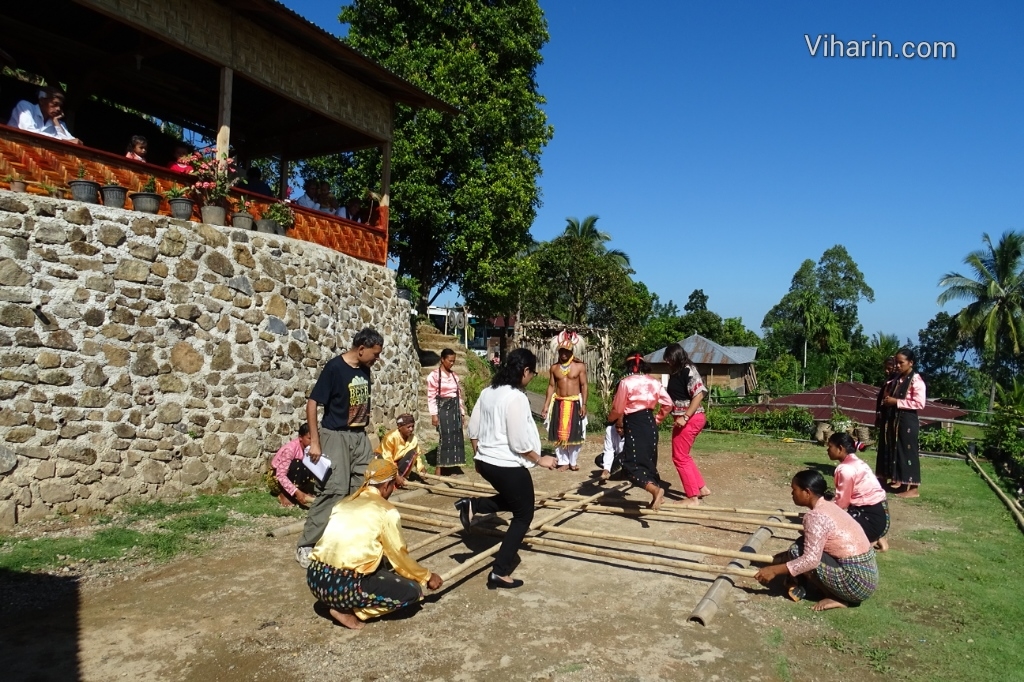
<box><xmin>296</xmin><ymin>327</ymin><xmax>384</xmax><ymax>567</ymax></box>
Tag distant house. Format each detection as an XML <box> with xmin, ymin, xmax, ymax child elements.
<box><xmin>644</xmin><ymin>334</ymin><xmax>758</xmax><ymax>395</ymax></box>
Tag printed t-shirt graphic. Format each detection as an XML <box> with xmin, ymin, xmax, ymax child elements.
<box><xmin>346</xmin><ymin>375</ymin><xmax>370</xmax><ymax>428</ymax></box>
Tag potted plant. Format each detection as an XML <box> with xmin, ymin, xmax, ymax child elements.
<box><xmin>67</xmin><ymin>164</ymin><xmax>100</xmax><ymax>204</ymax></box>
<box><xmin>129</xmin><ymin>176</ymin><xmax>162</xmax><ymax>214</ymax></box>
<box><xmin>257</xmin><ymin>201</ymin><xmax>294</xmax><ymax>235</ymax></box>
<box><xmin>100</xmin><ymin>174</ymin><xmax>127</xmax><ymax>208</ymax></box>
<box><xmin>166</xmin><ymin>185</ymin><xmax>194</xmax><ymax>220</ymax></box>
<box><xmin>185</xmin><ymin>148</ymin><xmax>238</xmax><ymax>226</ymax></box>
<box><xmin>4</xmin><ymin>173</ymin><xmax>27</xmax><ymax>193</ymax></box>
<box><xmin>39</xmin><ymin>181</ymin><xmax>65</xmax><ymax>199</ymax></box>
<box><xmin>231</xmin><ymin>197</ymin><xmax>254</xmax><ymax>230</ymax></box>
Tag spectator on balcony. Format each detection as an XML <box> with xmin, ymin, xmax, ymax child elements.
<box><xmin>125</xmin><ymin>135</ymin><xmax>148</xmax><ymax>162</ymax></box>
<box><xmin>243</xmin><ymin>167</ymin><xmax>273</xmax><ymax>196</ymax></box>
<box><xmin>293</xmin><ymin>179</ymin><xmax>320</xmax><ymax>210</ymax></box>
<box><xmin>168</xmin><ymin>142</ymin><xmax>191</xmax><ymax>173</ymax></box>
<box><xmin>338</xmin><ymin>198</ymin><xmax>363</xmax><ymax>222</ymax></box>
<box><xmin>318</xmin><ymin>181</ymin><xmax>340</xmax><ymax>213</ymax></box>
<box><xmin>8</xmin><ymin>86</ymin><xmax>82</xmax><ymax>145</ymax></box>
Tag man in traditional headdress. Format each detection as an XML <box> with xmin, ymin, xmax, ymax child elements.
<box><xmin>305</xmin><ymin>458</ymin><xmax>444</xmax><ymax>630</ymax></box>
<box><xmin>542</xmin><ymin>330</ymin><xmax>588</xmax><ymax>471</ymax></box>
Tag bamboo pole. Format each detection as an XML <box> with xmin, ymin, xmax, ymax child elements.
<box><xmin>413</xmin><ymin>514</ymin><xmax>758</xmax><ymax>580</ymax></box>
<box><xmin>437</xmin><ymin>483</ymin><xmax>628</xmax><ymax>584</ymax></box>
<box><xmin>531</xmin><ymin>523</ymin><xmax>774</xmax><ymax>564</ymax></box>
<box><xmin>537</xmin><ymin>499</ymin><xmax>803</xmax><ymax>531</ymax></box>
<box><xmin>408</xmin><ymin>522</ymin><xmax>465</xmax><ymax>553</ymax></box>
<box><xmin>417</xmin><ymin>475</ymin><xmax>802</xmax><ymax>518</ymax></box>
<box><xmin>967</xmin><ymin>452</ymin><xmax>1024</xmax><ymax>535</ymax></box>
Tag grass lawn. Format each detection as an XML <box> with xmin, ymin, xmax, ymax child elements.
<box><xmin>699</xmin><ymin>432</ymin><xmax>1024</xmax><ymax>681</ymax></box>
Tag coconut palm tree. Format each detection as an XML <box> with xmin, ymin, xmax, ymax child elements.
<box><xmin>938</xmin><ymin>231</ymin><xmax>1024</xmax><ymax>410</ymax></box>
<box><xmin>562</xmin><ymin>215</ymin><xmax>630</xmax><ymax>268</ymax></box>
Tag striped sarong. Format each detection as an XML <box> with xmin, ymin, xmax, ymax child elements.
<box><xmin>547</xmin><ymin>394</ymin><xmax>585</xmax><ymax>446</ymax></box>
<box><xmin>789</xmin><ymin>542</ymin><xmax>878</xmax><ymax>604</ymax></box>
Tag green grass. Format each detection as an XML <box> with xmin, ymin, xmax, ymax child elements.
<box><xmin>710</xmin><ymin>431</ymin><xmax>1024</xmax><ymax>681</ymax></box>
<box><xmin>0</xmin><ymin>489</ymin><xmax>304</xmax><ymax>573</ymax></box>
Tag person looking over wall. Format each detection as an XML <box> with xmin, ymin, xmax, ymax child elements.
<box><xmin>125</xmin><ymin>135</ymin><xmax>147</xmax><ymax>162</ymax></box>
<box><xmin>8</xmin><ymin>86</ymin><xmax>82</xmax><ymax>144</ymax></box>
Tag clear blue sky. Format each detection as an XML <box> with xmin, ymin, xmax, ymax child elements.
<box><xmin>281</xmin><ymin>0</ymin><xmax>1024</xmax><ymax>343</ymax></box>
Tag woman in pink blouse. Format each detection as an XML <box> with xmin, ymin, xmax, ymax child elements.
<box><xmin>428</xmin><ymin>348</ymin><xmax>467</xmax><ymax>476</ymax></box>
<box><xmin>755</xmin><ymin>470</ymin><xmax>878</xmax><ymax>611</ymax></box>
<box><xmin>606</xmin><ymin>352</ymin><xmax>673</xmax><ymax>510</ymax></box>
<box><xmin>827</xmin><ymin>432</ymin><xmax>889</xmax><ymax>552</ymax></box>
<box><xmin>880</xmin><ymin>348</ymin><xmax>926</xmax><ymax>498</ymax></box>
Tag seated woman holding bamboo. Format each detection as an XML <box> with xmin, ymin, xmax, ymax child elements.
<box><xmin>754</xmin><ymin>470</ymin><xmax>878</xmax><ymax>611</ymax></box>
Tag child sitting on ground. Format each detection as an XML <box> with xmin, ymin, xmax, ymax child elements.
<box><xmin>375</xmin><ymin>414</ymin><xmax>422</xmax><ymax>488</ymax></box>
<box><xmin>268</xmin><ymin>423</ymin><xmax>316</xmax><ymax>507</ymax></box>
<box><xmin>826</xmin><ymin>432</ymin><xmax>890</xmax><ymax>552</ymax></box>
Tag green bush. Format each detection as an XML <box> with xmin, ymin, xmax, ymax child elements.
<box><xmin>984</xmin><ymin>406</ymin><xmax>1024</xmax><ymax>465</ymax></box>
<box><xmin>754</xmin><ymin>407</ymin><xmax>815</xmax><ymax>436</ymax></box>
<box><xmin>919</xmin><ymin>427</ymin><xmax>970</xmax><ymax>455</ymax></box>
<box><xmin>705</xmin><ymin>407</ymin><xmax>745</xmax><ymax>432</ymax></box>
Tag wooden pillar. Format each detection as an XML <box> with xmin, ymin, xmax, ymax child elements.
<box><xmin>381</xmin><ymin>140</ymin><xmax>392</xmax><ymax>198</ymax></box>
<box><xmin>278</xmin><ymin>158</ymin><xmax>288</xmax><ymax>200</ymax></box>
<box><xmin>216</xmin><ymin>67</ymin><xmax>233</xmax><ymax>161</ymax></box>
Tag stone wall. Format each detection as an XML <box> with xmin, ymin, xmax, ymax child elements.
<box><xmin>0</xmin><ymin>190</ymin><xmax>419</xmax><ymax>527</ymax></box>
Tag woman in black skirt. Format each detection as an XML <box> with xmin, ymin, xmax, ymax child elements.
<box><xmin>881</xmin><ymin>348</ymin><xmax>926</xmax><ymax>498</ymax></box>
<box><xmin>428</xmin><ymin>348</ymin><xmax>467</xmax><ymax>475</ymax></box>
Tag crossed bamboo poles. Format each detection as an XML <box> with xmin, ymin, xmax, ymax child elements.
<box><xmin>394</xmin><ymin>473</ymin><xmax>803</xmax><ymax>584</ymax></box>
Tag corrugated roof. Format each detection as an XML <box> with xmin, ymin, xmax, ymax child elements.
<box><xmin>645</xmin><ymin>334</ymin><xmax>758</xmax><ymax>365</ymax></box>
<box><xmin>735</xmin><ymin>381</ymin><xmax>967</xmax><ymax>426</ymax></box>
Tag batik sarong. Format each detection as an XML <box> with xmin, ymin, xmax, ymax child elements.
<box><xmin>307</xmin><ymin>558</ymin><xmax>422</xmax><ymax>621</ymax></box>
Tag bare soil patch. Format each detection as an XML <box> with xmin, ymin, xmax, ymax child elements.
<box><xmin>2</xmin><ymin>434</ymin><xmax>927</xmax><ymax>681</ymax></box>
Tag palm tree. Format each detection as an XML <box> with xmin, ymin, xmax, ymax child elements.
<box><xmin>938</xmin><ymin>231</ymin><xmax>1024</xmax><ymax>410</ymax></box>
<box><xmin>562</xmin><ymin>215</ymin><xmax>630</xmax><ymax>268</ymax></box>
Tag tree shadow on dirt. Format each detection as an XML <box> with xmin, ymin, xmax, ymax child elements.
<box><xmin>0</xmin><ymin>568</ymin><xmax>81</xmax><ymax>681</ymax></box>
<box><xmin>803</xmin><ymin>461</ymin><xmax>836</xmax><ymax>477</ymax></box>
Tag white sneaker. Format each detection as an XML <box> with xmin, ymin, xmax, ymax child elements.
<box><xmin>295</xmin><ymin>546</ymin><xmax>313</xmax><ymax>569</ymax></box>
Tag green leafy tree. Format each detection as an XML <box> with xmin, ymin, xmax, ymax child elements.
<box><xmin>938</xmin><ymin>231</ymin><xmax>1024</xmax><ymax>409</ymax></box>
<box><xmin>720</xmin><ymin>317</ymin><xmax>761</xmax><ymax>347</ymax></box>
<box><xmin>562</xmin><ymin>216</ymin><xmax>629</xmax><ymax>268</ymax></box>
<box><xmin>684</xmin><ymin>289</ymin><xmax>709</xmax><ymax>313</ymax></box>
<box><xmin>337</xmin><ymin>0</ymin><xmax>554</xmax><ymax>313</ymax></box>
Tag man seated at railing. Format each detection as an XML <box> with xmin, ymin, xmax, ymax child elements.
<box><xmin>293</xmin><ymin>178</ymin><xmax>320</xmax><ymax>209</ymax></box>
<box><xmin>7</xmin><ymin>86</ymin><xmax>82</xmax><ymax>145</ymax></box>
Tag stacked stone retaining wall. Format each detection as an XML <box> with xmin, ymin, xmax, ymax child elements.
<box><xmin>0</xmin><ymin>190</ymin><xmax>418</xmax><ymax>526</ymax></box>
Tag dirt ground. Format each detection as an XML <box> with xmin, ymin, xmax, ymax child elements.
<box><xmin>0</xmin><ymin>435</ymin><xmax>917</xmax><ymax>682</ymax></box>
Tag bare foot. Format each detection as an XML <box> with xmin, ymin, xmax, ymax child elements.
<box><xmin>812</xmin><ymin>598</ymin><xmax>848</xmax><ymax>611</ymax></box>
<box><xmin>698</xmin><ymin>486</ymin><xmax>712</xmax><ymax>498</ymax></box>
<box><xmin>556</xmin><ymin>465</ymin><xmax>570</xmax><ymax>472</ymax></box>
<box><xmin>329</xmin><ymin>608</ymin><xmax>365</xmax><ymax>629</ymax></box>
<box><xmin>649</xmin><ymin>486</ymin><xmax>666</xmax><ymax>511</ymax></box>
<box><xmin>570</xmin><ymin>465</ymin><xmax>579</xmax><ymax>471</ymax></box>
<box><xmin>895</xmin><ymin>489</ymin><xmax>920</xmax><ymax>498</ymax></box>
<box><xmin>874</xmin><ymin>537</ymin><xmax>889</xmax><ymax>552</ymax></box>
<box><xmin>277</xmin><ymin>493</ymin><xmax>294</xmax><ymax>508</ymax></box>
<box><xmin>677</xmin><ymin>497</ymin><xmax>700</xmax><ymax>507</ymax></box>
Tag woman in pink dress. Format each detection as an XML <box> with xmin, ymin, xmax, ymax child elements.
<box><xmin>606</xmin><ymin>352</ymin><xmax>673</xmax><ymax>510</ymax></box>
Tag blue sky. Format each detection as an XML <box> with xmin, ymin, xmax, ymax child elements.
<box><xmin>281</xmin><ymin>0</ymin><xmax>1024</xmax><ymax>343</ymax></box>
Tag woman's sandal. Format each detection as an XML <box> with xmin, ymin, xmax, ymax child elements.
<box><xmin>787</xmin><ymin>584</ymin><xmax>806</xmax><ymax>602</ymax></box>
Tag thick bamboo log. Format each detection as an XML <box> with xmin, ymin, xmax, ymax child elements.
<box><xmin>690</xmin><ymin>519</ymin><xmax>780</xmax><ymax>626</ymax></box>
<box><xmin>437</xmin><ymin>483</ymin><xmax>628</xmax><ymax>583</ymax></box>
<box><xmin>267</xmin><ymin>520</ymin><xmax>304</xmax><ymax>537</ymax></box>
<box><xmin>417</xmin><ymin>476</ymin><xmax>802</xmax><ymax>519</ymax></box>
<box><xmin>532</xmin><ymin>523</ymin><xmax>774</xmax><ymax>564</ymax></box>
<box><xmin>408</xmin><ymin>522</ymin><xmax>465</xmax><ymax>553</ymax></box>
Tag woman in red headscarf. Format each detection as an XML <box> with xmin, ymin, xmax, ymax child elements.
<box><xmin>606</xmin><ymin>351</ymin><xmax>673</xmax><ymax>510</ymax></box>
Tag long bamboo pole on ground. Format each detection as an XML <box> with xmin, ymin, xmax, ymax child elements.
<box><xmin>410</xmin><ymin>513</ymin><xmax>758</xmax><ymax>580</ymax></box>
<box><xmin>967</xmin><ymin>452</ymin><xmax>1024</xmax><ymax>535</ymax></box>
<box><xmin>436</xmin><ymin>483</ymin><xmax>628</xmax><ymax>584</ymax></box>
<box><xmin>418</xmin><ymin>475</ymin><xmax>802</xmax><ymax>519</ymax></box>
<box><xmin>537</xmin><ymin>499</ymin><xmax>803</xmax><ymax>531</ymax></box>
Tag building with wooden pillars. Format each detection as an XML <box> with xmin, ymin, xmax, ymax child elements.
<box><xmin>0</xmin><ymin>0</ymin><xmax>455</xmax><ymax>266</ymax></box>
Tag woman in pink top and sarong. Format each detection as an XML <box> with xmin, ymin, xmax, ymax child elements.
<box><xmin>755</xmin><ymin>470</ymin><xmax>878</xmax><ymax>611</ymax></box>
<box><xmin>606</xmin><ymin>352</ymin><xmax>673</xmax><ymax>510</ymax></box>
<box><xmin>880</xmin><ymin>348</ymin><xmax>926</xmax><ymax>498</ymax></box>
<box><xmin>827</xmin><ymin>432</ymin><xmax>890</xmax><ymax>551</ymax></box>
<box><xmin>427</xmin><ymin>348</ymin><xmax>467</xmax><ymax>476</ymax></box>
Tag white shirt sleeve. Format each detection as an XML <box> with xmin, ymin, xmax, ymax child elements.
<box><xmin>505</xmin><ymin>392</ymin><xmax>539</xmax><ymax>456</ymax></box>
<box><xmin>468</xmin><ymin>397</ymin><xmax>482</xmax><ymax>440</ymax></box>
